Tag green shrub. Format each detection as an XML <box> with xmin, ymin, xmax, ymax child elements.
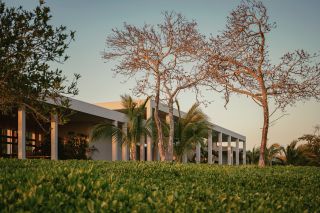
<box><xmin>0</xmin><ymin>160</ymin><xmax>319</xmax><ymax>212</ymax></box>
<box><xmin>58</xmin><ymin>132</ymin><xmax>89</xmax><ymax>160</ymax></box>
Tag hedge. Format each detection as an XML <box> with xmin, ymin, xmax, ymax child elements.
<box><xmin>0</xmin><ymin>159</ymin><xmax>319</xmax><ymax>212</ymax></box>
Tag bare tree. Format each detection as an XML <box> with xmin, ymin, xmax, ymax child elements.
<box><xmin>205</xmin><ymin>0</ymin><xmax>320</xmax><ymax>167</ymax></box>
<box><xmin>104</xmin><ymin>12</ymin><xmax>206</xmax><ymax>161</ymax></box>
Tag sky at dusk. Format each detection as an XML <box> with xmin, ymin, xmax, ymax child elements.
<box><xmin>5</xmin><ymin>0</ymin><xmax>320</xmax><ymax>149</ymax></box>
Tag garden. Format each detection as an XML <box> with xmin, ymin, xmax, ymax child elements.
<box><xmin>1</xmin><ymin>159</ymin><xmax>319</xmax><ymax>212</ymax></box>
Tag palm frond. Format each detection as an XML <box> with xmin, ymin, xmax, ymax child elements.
<box><xmin>90</xmin><ymin>123</ymin><xmax>121</xmax><ymax>142</ymax></box>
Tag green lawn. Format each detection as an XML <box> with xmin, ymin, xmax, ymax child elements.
<box><xmin>0</xmin><ymin>159</ymin><xmax>319</xmax><ymax>212</ymax></box>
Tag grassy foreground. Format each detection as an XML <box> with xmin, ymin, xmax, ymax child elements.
<box><xmin>0</xmin><ymin>160</ymin><xmax>319</xmax><ymax>212</ymax></box>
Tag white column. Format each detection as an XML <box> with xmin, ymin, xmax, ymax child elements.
<box><xmin>182</xmin><ymin>152</ymin><xmax>188</xmax><ymax>163</ymax></box>
<box><xmin>31</xmin><ymin>132</ymin><xmax>36</xmax><ymax>152</ymax></box>
<box><xmin>236</xmin><ymin>139</ymin><xmax>239</xmax><ymax>165</ymax></box>
<box><xmin>51</xmin><ymin>114</ymin><xmax>58</xmax><ymax>160</ymax></box>
<box><xmin>146</xmin><ymin>100</ymin><xmax>153</xmax><ymax>161</ymax></box>
<box><xmin>122</xmin><ymin>123</ymin><xmax>128</xmax><ymax>161</ymax></box>
<box><xmin>6</xmin><ymin>129</ymin><xmax>12</xmax><ymax>155</ymax></box>
<box><xmin>231</xmin><ymin>147</ymin><xmax>234</xmax><ymax>165</ymax></box>
<box><xmin>140</xmin><ymin>134</ymin><xmax>145</xmax><ymax>161</ymax></box>
<box><xmin>218</xmin><ymin>132</ymin><xmax>222</xmax><ymax>165</ymax></box>
<box><xmin>243</xmin><ymin>141</ymin><xmax>246</xmax><ymax>165</ymax></box>
<box><xmin>112</xmin><ymin>120</ymin><xmax>118</xmax><ymax>161</ymax></box>
<box><xmin>208</xmin><ymin>129</ymin><xmax>213</xmax><ymax>164</ymax></box>
<box><xmin>196</xmin><ymin>143</ymin><xmax>201</xmax><ymax>163</ymax></box>
<box><xmin>18</xmin><ymin>107</ymin><xmax>26</xmax><ymax>159</ymax></box>
<box><xmin>227</xmin><ymin>135</ymin><xmax>231</xmax><ymax>165</ymax></box>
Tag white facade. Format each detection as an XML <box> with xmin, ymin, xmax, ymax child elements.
<box><xmin>0</xmin><ymin>98</ymin><xmax>246</xmax><ymax>164</ymax></box>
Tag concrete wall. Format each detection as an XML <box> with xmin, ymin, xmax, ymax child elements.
<box><xmin>90</xmin><ymin>137</ymin><xmax>112</xmax><ymax>161</ymax></box>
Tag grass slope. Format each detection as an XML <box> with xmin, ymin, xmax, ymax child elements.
<box><xmin>0</xmin><ymin>159</ymin><xmax>319</xmax><ymax>212</ymax></box>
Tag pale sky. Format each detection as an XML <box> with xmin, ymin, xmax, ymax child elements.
<box><xmin>5</xmin><ymin>0</ymin><xmax>320</xmax><ymax>150</ymax></box>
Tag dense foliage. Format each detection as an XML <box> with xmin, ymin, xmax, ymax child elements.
<box><xmin>0</xmin><ymin>160</ymin><xmax>319</xmax><ymax>212</ymax></box>
<box><xmin>0</xmin><ymin>1</ymin><xmax>79</xmax><ymax>121</ymax></box>
<box><xmin>174</xmin><ymin>102</ymin><xmax>210</xmax><ymax>162</ymax></box>
<box><xmin>58</xmin><ymin>132</ymin><xmax>89</xmax><ymax>160</ymax></box>
<box><xmin>247</xmin><ymin>130</ymin><xmax>320</xmax><ymax>167</ymax></box>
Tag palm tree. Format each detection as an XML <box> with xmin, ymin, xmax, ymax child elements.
<box><xmin>90</xmin><ymin>95</ymin><xmax>149</xmax><ymax>160</ymax></box>
<box><xmin>246</xmin><ymin>144</ymin><xmax>282</xmax><ymax>165</ymax></box>
<box><xmin>173</xmin><ymin>101</ymin><xmax>210</xmax><ymax>163</ymax></box>
<box><xmin>280</xmin><ymin>139</ymin><xmax>318</xmax><ymax>166</ymax></box>
<box><xmin>298</xmin><ymin>133</ymin><xmax>320</xmax><ymax>166</ymax></box>
<box><xmin>278</xmin><ymin>140</ymin><xmax>300</xmax><ymax>165</ymax></box>
<box><xmin>265</xmin><ymin>143</ymin><xmax>283</xmax><ymax>166</ymax></box>
<box><xmin>247</xmin><ymin>146</ymin><xmax>260</xmax><ymax>164</ymax></box>
<box><xmin>120</xmin><ymin>95</ymin><xmax>150</xmax><ymax>160</ymax></box>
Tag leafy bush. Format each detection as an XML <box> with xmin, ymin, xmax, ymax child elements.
<box><xmin>0</xmin><ymin>160</ymin><xmax>319</xmax><ymax>212</ymax></box>
<box><xmin>32</xmin><ymin>132</ymin><xmax>89</xmax><ymax>159</ymax></box>
<box><xmin>58</xmin><ymin>132</ymin><xmax>89</xmax><ymax>160</ymax></box>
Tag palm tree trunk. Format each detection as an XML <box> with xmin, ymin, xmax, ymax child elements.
<box><xmin>130</xmin><ymin>143</ymin><xmax>136</xmax><ymax>161</ymax></box>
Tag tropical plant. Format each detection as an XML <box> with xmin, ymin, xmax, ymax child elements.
<box><xmin>173</xmin><ymin>102</ymin><xmax>210</xmax><ymax>162</ymax></box>
<box><xmin>276</xmin><ymin>140</ymin><xmax>315</xmax><ymax>166</ymax></box>
<box><xmin>247</xmin><ymin>143</ymin><xmax>282</xmax><ymax>165</ymax></box>
<box><xmin>247</xmin><ymin>147</ymin><xmax>260</xmax><ymax>165</ymax></box>
<box><xmin>58</xmin><ymin>132</ymin><xmax>89</xmax><ymax>160</ymax></box>
<box><xmin>90</xmin><ymin>95</ymin><xmax>150</xmax><ymax>160</ymax></box>
<box><xmin>121</xmin><ymin>95</ymin><xmax>150</xmax><ymax>160</ymax></box>
<box><xmin>265</xmin><ymin>143</ymin><xmax>283</xmax><ymax>166</ymax></box>
<box><xmin>278</xmin><ymin>140</ymin><xmax>300</xmax><ymax>165</ymax></box>
<box><xmin>298</xmin><ymin>133</ymin><xmax>320</xmax><ymax>166</ymax></box>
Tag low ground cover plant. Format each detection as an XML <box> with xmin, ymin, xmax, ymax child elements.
<box><xmin>0</xmin><ymin>159</ymin><xmax>319</xmax><ymax>212</ymax></box>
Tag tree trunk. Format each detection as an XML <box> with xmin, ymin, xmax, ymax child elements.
<box><xmin>165</xmin><ymin>99</ymin><xmax>174</xmax><ymax>161</ymax></box>
<box><xmin>130</xmin><ymin>143</ymin><xmax>136</xmax><ymax>161</ymax></box>
<box><xmin>259</xmin><ymin>102</ymin><xmax>269</xmax><ymax>167</ymax></box>
<box><xmin>152</xmin><ymin>142</ymin><xmax>158</xmax><ymax>161</ymax></box>
<box><xmin>154</xmin><ymin>107</ymin><xmax>166</xmax><ymax>161</ymax></box>
<box><xmin>140</xmin><ymin>135</ymin><xmax>145</xmax><ymax>161</ymax></box>
<box><xmin>154</xmin><ymin>75</ymin><xmax>166</xmax><ymax>161</ymax></box>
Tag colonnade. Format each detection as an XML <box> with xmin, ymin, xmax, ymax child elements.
<box><xmin>194</xmin><ymin>131</ymin><xmax>246</xmax><ymax>165</ymax></box>
<box><xmin>14</xmin><ymin>106</ymin><xmax>246</xmax><ymax>165</ymax></box>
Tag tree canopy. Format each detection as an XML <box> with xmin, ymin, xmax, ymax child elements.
<box><xmin>0</xmin><ymin>1</ymin><xmax>79</xmax><ymax>122</ymax></box>
<box><xmin>204</xmin><ymin>0</ymin><xmax>320</xmax><ymax>167</ymax></box>
<box><xmin>104</xmin><ymin>12</ymin><xmax>206</xmax><ymax>161</ymax></box>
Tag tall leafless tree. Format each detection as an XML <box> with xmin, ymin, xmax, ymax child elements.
<box><xmin>104</xmin><ymin>12</ymin><xmax>206</xmax><ymax>161</ymax></box>
<box><xmin>205</xmin><ymin>0</ymin><xmax>320</xmax><ymax>167</ymax></box>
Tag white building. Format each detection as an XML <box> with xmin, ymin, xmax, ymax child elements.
<box><xmin>0</xmin><ymin>97</ymin><xmax>246</xmax><ymax>165</ymax></box>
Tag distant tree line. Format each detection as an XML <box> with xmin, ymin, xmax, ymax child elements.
<box><xmin>247</xmin><ymin>126</ymin><xmax>320</xmax><ymax>166</ymax></box>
